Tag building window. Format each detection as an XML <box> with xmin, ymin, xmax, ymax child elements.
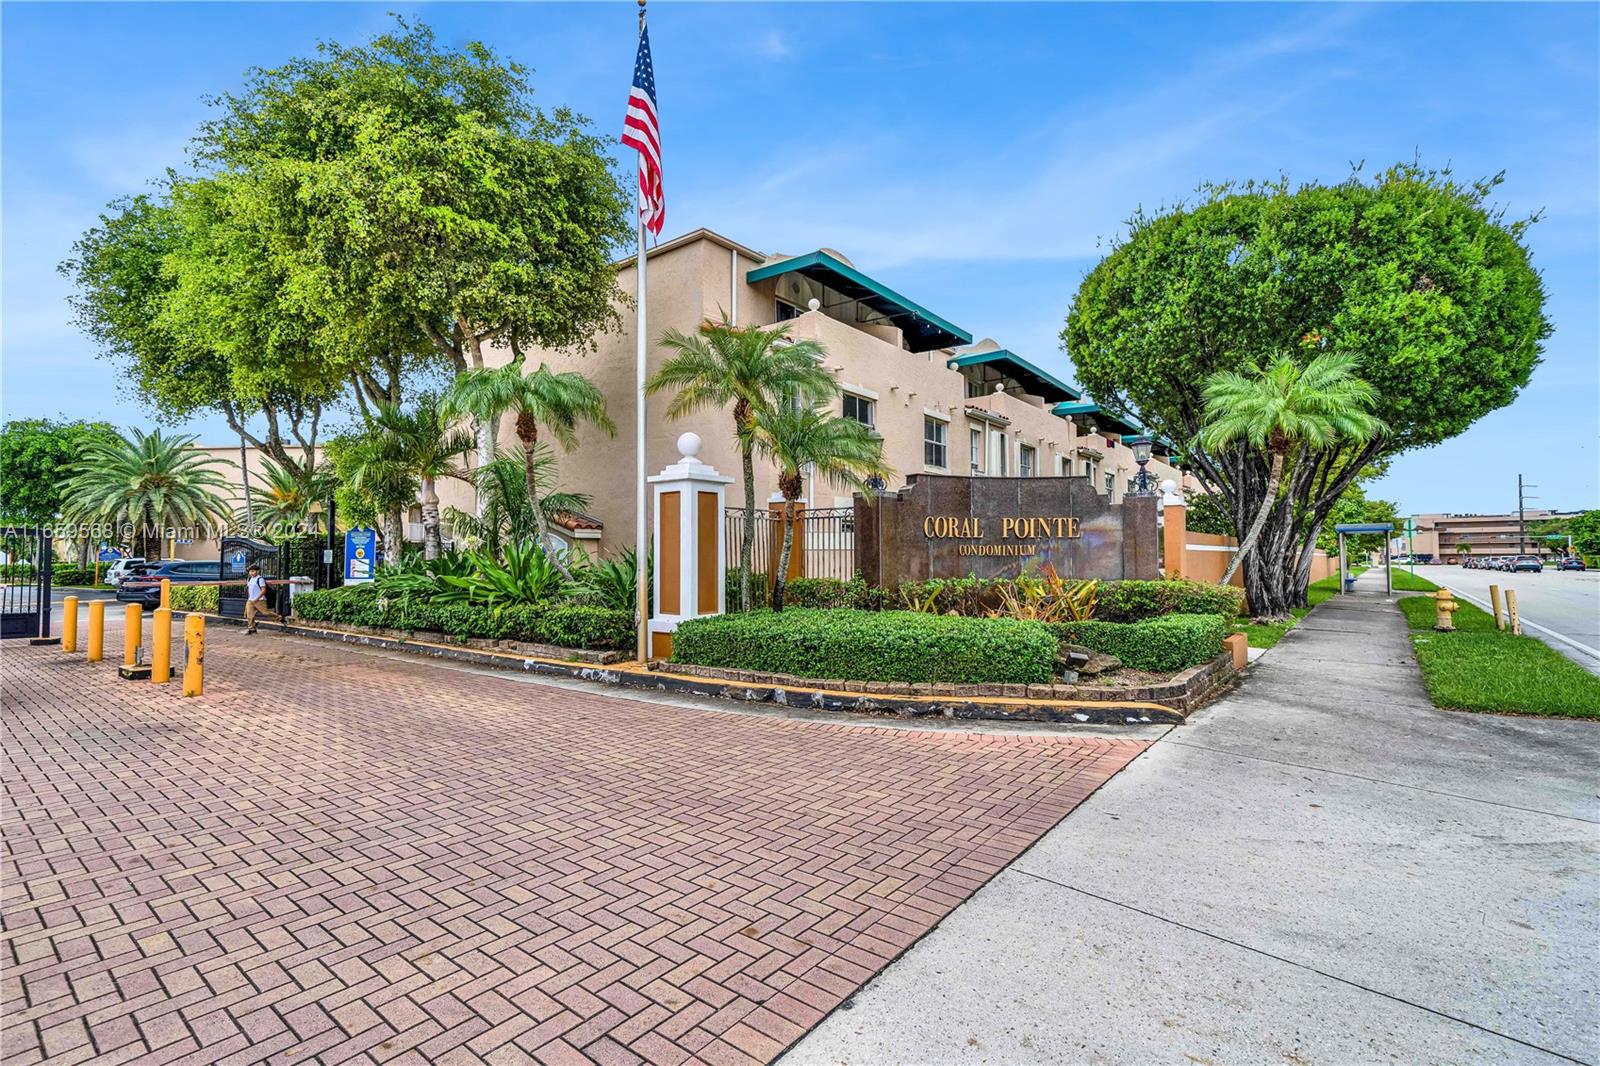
<box><xmin>1104</xmin><ymin>472</ymin><xmax>1115</xmax><ymax>497</ymax></box>
<box><xmin>842</xmin><ymin>393</ymin><xmax>875</xmax><ymax>429</ymax></box>
<box><xmin>998</xmin><ymin>433</ymin><xmax>1009</xmax><ymax>476</ymax></box>
<box><xmin>970</xmin><ymin>428</ymin><xmax>982</xmax><ymax>474</ymax></box>
<box><xmin>924</xmin><ymin>418</ymin><xmax>948</xmax><ymax>469</ymax></box>
<box><xmin>1058</xmin><ymin>455</ymin><xmax>1069</xmax><ymax>476</ymax></box>
<box><xmin>775</xmin><ymin>299</ymin><xmax>802</xmax><ymax>322</ymax></box>
<box><xmin>1019</xmin><ymin>444</ymin><xmax>1036</xmax><ymax>478</ymax></box>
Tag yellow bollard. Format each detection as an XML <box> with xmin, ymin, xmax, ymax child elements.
<box><xmin>1433</xmin><ymin>588</ymin><xmax>1459</xmax><ymax>632</ymax></box>
<box><xmin>1489</xmin><ymin>584</ymin><xmax>1504</xmax><ymax>630</ymax></box>
<box><xmin>123</xmin><ymin>604</ymin><xmax>142</xmax><ymax>666</ymax></box>
<box><xmin>63</xmin><ymin>596</ymin><xmax>79</xmax><ymax>653</ymax></box>
<box><xmin>160</xmin><ymin>578</ymin><xmax>171</xmax><ymax>612</ymax></box>
<box><xmin>1505</xmin><ymin>589</ymin><xmax>1522</xmax><ymax>636</ymax></box>
<box><xmin>151</xmin><ymin>607</ymin><xmax>172</xmax><ymax>684</ymax></box>
<box><xmin>87</xmin><ymin>600</ymin><xmax>106</xmax><ymax>662</ymax></box>
<box><xmin>182</xmin><ymin>614</ymin><xmax>205</xmax><ymax>697</ymax></box>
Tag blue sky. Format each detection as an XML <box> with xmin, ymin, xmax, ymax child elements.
<box><xmin>3</xmin><ymin>2</ymin><xmax>1595</xmax><ymax>515</ymax></box>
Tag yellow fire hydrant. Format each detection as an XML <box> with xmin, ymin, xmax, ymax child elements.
<box><xmin>1433</xmin><ymin>588</ymin><xmax>1459</xmax><ymax>632</ymax></box>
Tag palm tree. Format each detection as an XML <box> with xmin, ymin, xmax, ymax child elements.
<box><xmin>647</xmin><ymin>316</ymin><xmax>838</xmax><ymax>611</ymax></box>
<box><xmin>61</xmin><ymin>428</ymin><xmax>233</xmax><ymax>559</ymax></box>
<box><xmin>241</xmin><ymin>457</ymin><xmax>336</xmax><ymax>538</ymax></box>
<box><xmin>335</xmin><ymin>428</ymin><xmax>417</xmax><ymax>562</ymax></box>
<box><xmin>443</xmin><ymin>360</ymin><xmax>614</xmax><ymax>575</ymax></box>
<box><xmin>1200</xmin><ymin>351</ymin><xmax>1386</xmax><ymax>596</ymax></box>
<box><xmin>369</xmin><ymin>398</ymin><xmax>475</xmax><ymax>560</ymax></box>
<box><xmin>443</xmin><ymin>445</ymin><xmax>592</xmax><ymax>561</ymax></box>
<box><xmin>752</xmin><ymin>404</ymin><xmax>891</xmax><ymax>611</ymax></box>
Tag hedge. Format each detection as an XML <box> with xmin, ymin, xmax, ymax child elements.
<box><xmin>289</xmin><ymin>586</ymin><xmax>634</xmax><ymax>650</ymax></box>
<box><xmin>1047</xmin><ymin>614</ymin><xmax>1227</xmax><ymax>672</ymax></box>
<box><xmin>169</xmin><ymin>585</ymin><xmax>220</xmax><ymax>613</ymax></box>
<box><xmin>1093</xmin><ymin>580</ymin><xmax>1243</xmax><ymax>623</ymax></box>
<box><xmin>723</xmin><ymin>573</ymin><xmax>888</xmax><ymax>612</ymax></box>
<box><xmin>671</xmin><ymin>608</ymin><xmax>1057</xmax><ymax>685</ymax></box>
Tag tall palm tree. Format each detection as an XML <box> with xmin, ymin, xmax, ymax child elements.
<box><xmin>1200</xmin><ymin>351</ymin><xmax>1386</xmax><ymax>593</ymax></box>
<box><xmin>335</xmin><ymin>428</ymin><xmax>417</xmax><ymax>562</ymax></box>
<box><xmin>752</xmin><ymin>404</ymin><xmax>891</xmax><ymax>611</ymax></box>
<box><xmin>647</xmin><ymin>316</ymin><xmax>838</xmax><ymax>611</ymax></box>
<box><xmin>241</xmin><ymin>457</ymin><xmax>336</xmax><ymax>538</ymax></box>
<box><xmin>443</xmin><ymin>359</ymin><xmax>614</xmax><ymax>575</ymax></box>
<box><xmin>61</xmin><ymin>428</ymin><xmax>233</xmax><ymax>559</ymax></box>
<box><xmin>443</xmin><ymin>445</ymin><xmax>592</xmax><ymax>561</ymax></box>
<box><xmin>369</xmin><ymin>398</ymin><xmax>475</xmax><ymax>560</ymax></box>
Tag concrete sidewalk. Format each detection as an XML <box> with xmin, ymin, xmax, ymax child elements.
<box><xmin>786</xmin><ymin>578</ymin><xmax>1600</xmax><ymax>1065</ymax></box>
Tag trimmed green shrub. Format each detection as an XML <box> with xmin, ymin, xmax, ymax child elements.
<box><xmin>169</xmin><ymin>585</ymin><xmax>220</xmax><ymax>613</ymax></box>
<box><xmin>50</xmin><ymin>564</ymin><xmax>101</xmax><ymax>586</ymax></box>
<box><xmin>289</xmin><ymin>586</ymin><xmax>633</xmax><ymax>650</ymax></box>
<box><xmin>671</xmin><ymin>608</ymin><xmax>1056</xmax><ymax>685</ymax></box>
<box><xmin>724</xmin><ymin>573</ymin><xmax>888</xmax><ymax>612</ymax></box>
<box><xmin>1094</xmin><ymin>580</ymin><xmax>1243</xmax><ymax>623</ymax></box>
<box><xmin>1047</xmin><ymin>614</ymin><xmax>1227</xmax><ymax>672</ymax></box>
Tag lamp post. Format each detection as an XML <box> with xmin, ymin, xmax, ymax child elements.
<box><xmin>1131</xmin><ymin>433</ymin><xmax>1155</xmax><ymax>496</ymax></box>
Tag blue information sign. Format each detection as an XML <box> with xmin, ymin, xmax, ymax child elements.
<box><xmin>344</xmin><ymin>528</ymin><xmax>378</xmax><ymax>583</ymax></box>
<box><xmin>96</xmin><ymin>548</ymin><xmax>123</xmax><ymax>562</ymax></box>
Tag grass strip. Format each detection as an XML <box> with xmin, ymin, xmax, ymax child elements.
<box><xmin>1399</xmin><ymin>592</ymin><xmax>1600</xmax><ymax>718</ymax></box>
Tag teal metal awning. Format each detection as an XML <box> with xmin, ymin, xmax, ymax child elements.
<box><xmin>945</xmin><ymin>349</ymin><xmax>1081</xmax><ymax>404</ymax></box>
<box><xmin>1052</xmin><ymin>402</ymin><xmax>1144</xmax><ymax>436</ymax></box>
<box><xmin>746</xmin><ymin>251</ymin><xmax>972</xmax><ymax>353</ymax></box>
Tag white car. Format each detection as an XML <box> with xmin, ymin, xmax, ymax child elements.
<box><xmin>103</xmin><ymin>558</ymin><xmax>147</xmax><ymax>587</ymax></box>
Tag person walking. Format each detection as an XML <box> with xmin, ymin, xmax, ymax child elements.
<box><xmin>244</xmin><ymin>564</ymin><xmax>284</xmax><ymax>634</ymax></box>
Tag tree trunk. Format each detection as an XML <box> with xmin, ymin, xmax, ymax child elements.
<box><xmin>518</xmin><ymin>421</ymin><xmax>574</xmax><ymax>580</ymax></box>
<box><xmin>771</xmin><ymin>496</ymin><xmax>799</xmax><ymax>612</ymax></box>
<box><xmin>1221</xmin><ymin>450</ymin><xmax>1285</xmax><ymax>590</ymax></box>
<box><xmin>474</xmin><ymin>419</ymin><xmax>496</xmax><ymax>518</ymax></box>
<box><xmin>738</xmin><ymin>416</ymin><xmax>757</xmax><ymax>613</ymax></box>
<box><xmin>420</xmin><ymin>478</ymin><xmax>441</xmax><ymax>561</ymax></box>
<box><xmin>384</xmin><ymin>509</ymin><xmax>403</xmax><ymax>566</ymax></box>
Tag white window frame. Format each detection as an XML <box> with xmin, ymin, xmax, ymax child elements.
<box><xmin>923</xmin><ymin>416</ymin><xmax>948</xmax><ymax>470</ymax></box>
<box><xmin>1019</xmin><ymin>444</ymin><xmax>1037</xmax><ymax>478</ymax></box>
<box><xmin>842</xmin><ymin>392</ymin><xmax>876</xmax><ymax>429</ymax></box>
<box><xmin>970</xmin><ymin>427</ymin><xmax>983</xmax><ymax>474</ymax></box>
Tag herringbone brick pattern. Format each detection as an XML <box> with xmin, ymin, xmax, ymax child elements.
<box><xmin>2</xmin><ymin>625</ymin><xmax>1144</xmax><ymax>1064</ymax></box>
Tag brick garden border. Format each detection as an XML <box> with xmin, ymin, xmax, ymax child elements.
<box><xmin>188</xmin><ymin>611</ymin><xmax>1235</xmax><ymax>726</ymax></box>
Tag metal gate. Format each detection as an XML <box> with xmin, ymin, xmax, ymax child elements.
<box><xmin>218</xmin><ymin>536</ymin><xmax>282</xmax><ymax>618</ymax></box>
<box><xmin>0</xmin><ymin>528</ymin><xmax>52</xmax><ymax>640</ymax></box>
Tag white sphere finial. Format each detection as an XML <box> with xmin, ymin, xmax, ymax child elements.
<box><xmin>1160</xmin><ymin>479</ymin><xmax>1177</xmax><ymax>495</ymax></box>
<box><xmin>807</xmin><ymin>297</ymin><xmax>821</xmax><ymax>312</ymax></box>
<box><xmin>677</xmin><ymin>431</ymin><xmax>702</xmax><ymax>460</ymax></box>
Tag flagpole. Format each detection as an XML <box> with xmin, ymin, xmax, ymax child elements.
<box><xmin>634</xmin><ymin>0</ymin><xmax>650</xmax><ymax>664</ymax></box>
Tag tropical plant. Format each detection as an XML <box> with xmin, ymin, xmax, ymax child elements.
<box><xmin>373</xmin><ymin>550</ymin><xmax>475</xmax><ymax>597</ymax></box>
<box><xmin>369</xmin><ymin>398</ymin><xmax>474</xmax><ymax>560</ymax></box>
<box><xmin>1456</xmin><ymin>543</ymin><xmax>1472</xmax><ymax>556</ymax></box>
<box><xmin>327</xmin><ymin>427</ymin><xmax>417</xmax><ymax>558</ymax></box>
<box><xmin>443</xmin><ymin>446</ymin><xmax>591</xmax><ymax>561</ymax></box>
<box><xmin>898</xmin><ymin>584</ymin><xmax>944</xmax><ymax>614</ymax></box>
<box><xmin>240</xmin><ymin>456</ymin><xmax>337</xmax><ymax>538</ymax></box>
<box><xmin>433</xmin><ymin>541</ymin><xmax>566</xmax><ymax>606</ymax></box>
<box><xmin>568</xmin><ymin>547</ymin><xmax>652</xmax><ymax>619</ymax></box>
<box><xmin>1198</xmin><ymin>351</ymin><xmax>1385</xmax><ymax>603</ymax></box>
<box><xmin>444</xmin><ymin>360</ymin><xmax>614</xmax><ymax>576</ymax></box>
<box><xmin>752</xmin><ymin>404</ymin><xmax>891</xmax><ymax>611</ymax></box>
<box><xmin>60</xmin><ymin>428</ymin><xmax>233</xmax><ymax>558</ymax></box>
<box><xmin>648</xmin><ymin>316</ymin><xmax>839</xmax><ymax>612</ymax></box>
<box><xmin>988</xmin><ymin>571</ymin><xmax>1099</xmax><ymax>623</ymax></box>
<box><xmin>1065</xmin><ymin>165</ymin><xmax>1549</xmax><ymax>616</ymax></box>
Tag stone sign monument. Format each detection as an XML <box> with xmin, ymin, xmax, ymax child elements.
<box><xmin>854</xmin><ymin>474</ymin><xmax>1158</xmax><ymax>587</ymax></box>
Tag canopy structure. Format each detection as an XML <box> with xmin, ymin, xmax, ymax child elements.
<box><xmin>746</xmin><ymin>251</ymin><xmax>972</xmax><ymax>353</ymax></box>
<box><xmin>946</xmin><ymin>349</ymin><xmax>1081</xmax><ymax>404</ymax></box>
<box><xmin>1334</xmin><ymin>523</ymin><xmax>1397</xmax><ymax>596</ymax></box>
<box><xmin>1052</xmin><ymin>401</ymin><xmax>1144</xmax><ymax>437</ymax></box>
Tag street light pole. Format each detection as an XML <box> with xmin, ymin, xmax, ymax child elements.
<box><xmin>1517</xmin><ymin>474</ymin><xmax>1538</xmax><ymax>556</ymax></box>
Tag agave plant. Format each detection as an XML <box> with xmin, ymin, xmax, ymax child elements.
<box><xmin>373</xmin><ymin>551</ymin><xmax>475</xmax><ymax>597</ymax></box>
<box><xmin>433</xmin><ymin>540</ymin><xmax>566</xmax><ymax>607</ymax></box>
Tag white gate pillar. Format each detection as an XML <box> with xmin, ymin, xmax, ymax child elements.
<box><xmin>648</xmin><ymin>433</ymin><xmax>733</xmax><ymax>659</ymax></box>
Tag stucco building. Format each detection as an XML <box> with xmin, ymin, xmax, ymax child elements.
<box><xmin>1399</xmin><ymin>510</ymin><xmax>1583</xmax><ymax>564</ymax></box>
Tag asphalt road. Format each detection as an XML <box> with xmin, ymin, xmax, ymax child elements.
<box><xmin>1420</xmin><ymin>564</ymin><xmax>1600</xmax><ymax>674</ymax></box>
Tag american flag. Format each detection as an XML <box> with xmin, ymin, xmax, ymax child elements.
<box><xmin>622</xmin><ymin>26</ymin><xmax>664</xmax><ymax>237</ymax></box>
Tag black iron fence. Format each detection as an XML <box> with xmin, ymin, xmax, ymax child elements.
<box><xmin>724</xmin><ymin>506</ymin><xmax>856</xmax><ymax>583</ymax></box>
<box><xmin>1</xmin><ymin>528</ymin><xmax>52</xmax><ymax>640</ymax></box>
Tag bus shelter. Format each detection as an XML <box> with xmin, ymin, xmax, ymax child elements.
<box><xmin>1334</xmin><ymin>523</ymin><xmax>1397</xmax><ymax>596</ymax></box>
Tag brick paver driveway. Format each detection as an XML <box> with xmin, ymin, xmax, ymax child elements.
<box><xmin>2</xmin><ymin>625</ymin><xmax>1145</xmax><ymax>1065</ymax></box>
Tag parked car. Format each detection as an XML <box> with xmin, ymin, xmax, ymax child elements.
<box><xmin>103</xmin><ymin>557</ymin><xmax>147</xmax><ymax>587</ymax></box>
<box><xmin>116</xmin><ymin>559</ymin><xmax>224</xmax><ymax>606</ymax></box>
<box><xmin>1511</xmin><ymin>555</ymin><xmax>1543</xmax><ymax>573</ymax></box>
<box><xmin>1558</xmin><ymin>557</ymin><xmax>1587</xmax><ymax>572</ymax></box>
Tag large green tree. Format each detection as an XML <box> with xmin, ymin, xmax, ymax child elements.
<box><xmin>194</xmin><ymin>18</ymin><xmax>632</xmax><ymax>509</ymax></box>
<box><xmin>1065</xmin><ymin>165</ymin><xmax>1549</xmax><ymax>614</ymax></box>
<box><xmin>0</xmin><ymin>419</ymin><xmax>120</xmax><ymax>525</ymax></box>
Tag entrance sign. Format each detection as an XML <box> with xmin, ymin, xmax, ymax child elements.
<box><xmin>344</xmin><ymin>528</ymin><xmax>377</xmax><ymax>583</ymax></box>
<box><xmin>855</xmin><ymin>474</ymin><xmax>1158</xmax><ymax>586</ymax></box>
<box><xmin>97</xmin><ymin>548</ymin><xmax>123</xmax><ymax>562</ymax></box>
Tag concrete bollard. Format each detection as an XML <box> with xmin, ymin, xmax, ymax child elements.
<box><xmin>151</xmin><ymin>607</ymin><xmax>172</xmax><ymax>684</ymax></box>
<box><xmin>1489</xmin><ymin>584</ymin><xmax>1504</xmax><ymax>630</ymax></box>
<box><xmin>87</xmin><ymin>600</ymin><xmax>105</xmax><ymax>662</ymax></box>
<box><xmin>1505</xmin><ymin>589</ymin><xmax>1521</xmax><ymax>636</ymax></box>
<box><xmin>183</xmin><ymin>615</ymin><xmax>205</xmax><ymax>697</ymax></box>
<box><xmin>123</xmin><ymin>604</ymin><xmax>142</xmax><ymax>666</ymax></box>
<box><xmin>63</xmin><ymin>595</ymin><xmax>79</xmax><ymax>653</ymax></box>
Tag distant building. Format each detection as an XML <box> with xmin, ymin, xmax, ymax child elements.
<box><xmin>1398</xmin><ymin>510</ymin><xmax>1584</xmax><ymax>563</ymax></box>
